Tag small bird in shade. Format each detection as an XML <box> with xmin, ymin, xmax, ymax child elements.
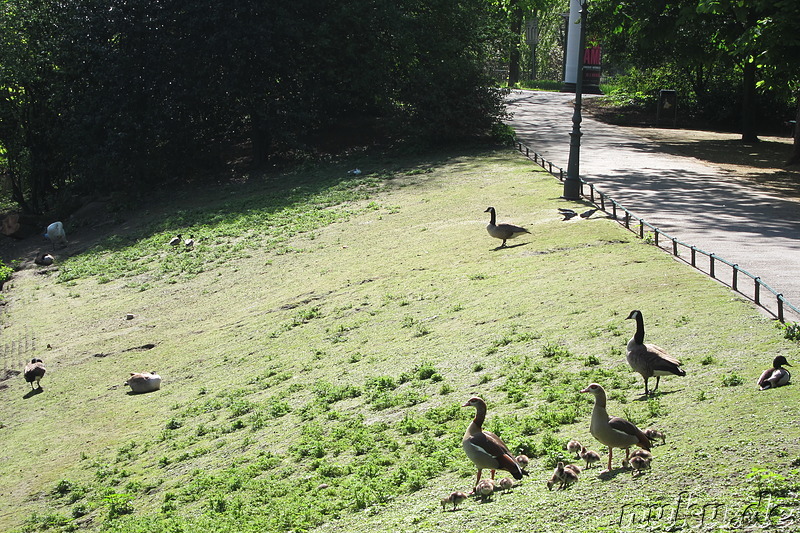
<box><xmin>580</xmin><ymin>208</ymin><xmax>599</xmax><ymax>218</ymax></box>
<box><xmin>24</xmin><ymin>358</ymin><xmax>46</xmax><ymax>390</ymax></box>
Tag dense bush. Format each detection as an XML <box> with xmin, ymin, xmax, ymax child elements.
<box><xmin>0</xmin><ymin>0</ymin><xmax>508</xmax><ymax>214</ymax></box>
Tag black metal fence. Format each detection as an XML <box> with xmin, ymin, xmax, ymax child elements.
<box><xmin>516</xmin><ymin>141</ymin><xmax>800</xmax><ymax>323</ymax></box>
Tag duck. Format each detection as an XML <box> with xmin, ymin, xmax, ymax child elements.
<box><xmin>169</xmin><ymin>234</ymin><xmax>182</xmax><ymax>246</ymax></box>
<box><xmin>558</xmin><ymin>208</ymin><xmax>578</xmax><ymax>221</ymax></box>
<box><xmin>644</xmin><ymin>428</ymin><xmax>666</xmax><ymax>445</ymax></box>
<box><xmin>579</xmin><ymin>445</ymin><xmax>601</xmax><ymax>468</ymax></box>
<box><xmin>758</xmin><ymin>356</ymin><xmax>792</xmax><ymax>390</ymax></box>
<box><xmin>580</xmin><ymin>383</ymin><xmax>650</xmax><ymax>472</ymax></box>
<box><xmin>184</xmin><ymin>235</ymin><xmax>195</xmax><ymax>248</ymax></box>
<box><xmin>43</xmin><ymin>221</ymin><xmax>67</xmax><ymax>248</ymax></box>
<box><xmin>440</xmin><ymin>490</ymin><xmax>468</xmax><ymax>511</ymax></box>
<box><xmin>566</xmin><ymin>439</ymin><xmax>582</xmax><ymax>457</ymax></box>
<box><xmin>625</xmin><ymin>310</ymin><xmax>686</xmax><ymax>395</ymax></box>
<box><xmin>475</xmin><ymin>479</ymin><xmax>495</xmax><ymax>501</ymax></box>
<box><xmin>34</xmin><ymin>253</ymin><xmax>54</xmax><ymax>266</ymax></box>
<box><xmin>484</xmin><ymin>207</ymin><xmax>529</xmax><ymax>248</ymax></box>
<box><xmin>124</xmin><ymin>372</ymin><xmax>162</xmax><ymax>393</ymax></box>
<box><xmin>462</xmin><ymin>397</ymin><xmax>527</xmax><ymax>490</ymax></box>
<box><xmin>24</xmin><ymin>358</ymin><xmax>46</xmax><ymax>390</ymax></box>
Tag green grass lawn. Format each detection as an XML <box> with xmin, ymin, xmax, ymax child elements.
<box><xmin>1</xmin><ymin>147</ymin><xmax>799</xmax><ymax>532</ymax></box>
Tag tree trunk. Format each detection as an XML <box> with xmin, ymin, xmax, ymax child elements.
<box><xmin>788</xmin><ymin>99</ymin><xmax>800</xmax><ymax>166</ymax></box>
<box><xmin>507</xmin><ymin>0</ymin><xmax>523</xmax><ymax>86</ymax></box>
<box><xmin>740</xmin><ymin>57</ymin><xmax>759</xmax><ymax>144</ymax></box>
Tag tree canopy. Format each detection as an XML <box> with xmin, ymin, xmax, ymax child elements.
<box><xmin>0</xmin><ymin>0</ymin><xmax>509</xmax><ymax>214</ymax></box>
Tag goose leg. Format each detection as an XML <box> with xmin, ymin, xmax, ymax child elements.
<box><xmin>604</xmin><ymin>448</ymin><xmax>613</xmax><ymax>472</ymax></box>
<box><xmin>490</xmin><ymin>469</ymin><xmax>496</xmax><ymax>480</ymax></box>
<box><xmin>653</xmin><ymin>376</ymin><xmax>661</xmax><ymax>392</ymax></box>
<box><xmin>643</xmin><ymin>377</ymin><xmax>650</xmax><ymax>396</ymax></box>
<box><xmin>472</xmin><ymin>469</ymin><xmax>483</xmax><ymax>492</ymax></box>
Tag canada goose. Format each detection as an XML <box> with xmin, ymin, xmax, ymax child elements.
<box><xmin>24</xmin><ymin>358</ymin><xmax>46</xmax><ymax>390</ymax></box>
<box><xmin>580</xmin><ymin>208</ymin><xmax>599</xmax><ymax>218</ymax></box>
<box><xmin>566</xmin><ymin>439</ymin><xmax>582</xmax><ymax>457</ymax></box>
<box><xmin>124</xmin><ymin>372</ymin><xmax>162</xmax><ymax>393</ymax></box>
<box><xmin>475</xmin><ymin>479</ymin><xmax>495</xmax><ymax>501</ymax></box>
<box><xmin>579</xmin><ymin>445</ymin><xmax>601</xmax><ymax>468</ymax></box>
<box><xmin>629</xmin><ymin>455</ymin><xmax>652</xmax><ymax>476</ymax></box>
<box><xmin>169</xmin><ymin>234</ymin><xmax>182</xmax><ymax>246</ymax></box>
<box><xmin>580</xmin><ymin>383</ymin><xmax>650</xmax><ymax>472</ymax></box>
<box><xmin>625</xmin><ymin>310</ymin><xmax>686</xmax><ymax>395</ymax></box>
<box><xmin>441</xmin><ymin>490</ymin><xmax>468</xmax><ymax>511</ymax></box>
<box><xmin>758</xmin><ymin>356</ymin><xmax>792</xmax><ymax>390</ymax></box>
<box><xmin>497</xmin><ymin>477</ymin><xmax>514</xmax><ymax>493</ymax></box>
<box><xmin>484</xmin><ymin>207</ymin><xmax>530</xmax><ymax>247</ymax></box>
<box><xmin>43</xmin><ymin>221</ymin><xmax>67</xmax><ymax>248</ymax></box>
<box><xmin>644</xmin><ymin>428</ymin><xmax>666</xmax><ymax>445</ymax></box>
<box><xmin>34</xmin><ymin>253</ymin><xmax>54</xmax><ymax>266</ymax></box>
<box><xmin>462</xmin><ymin>397</ymin><xmax>527</xmax><ymax>490</ymax></box>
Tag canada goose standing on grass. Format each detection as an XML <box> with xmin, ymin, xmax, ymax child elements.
<box><xmin>625</xmin><ymin>310</ymin><xmax>686</xmax><ymax>395</ymax></box>
<box><xmin>758</xmin><ymin>356</ymin><xmax>792</xmax><ymax>390</ymax></box>
<box><xmin>462</xmin><ymin>397</ymin><xmax>528</xmax><ymax>490</ymax></box>
<box><xmin>440</xmin><ymin>490</ymin><xmax>468</xmax><ymax>511</ymax></box>
<box><xmin>24</xmin><ymin>358</ymin><xmax>46</xmax><ymax>390</ymax></box>
<box><xmin>484</xmin><ymin>207</ymin><xmax>529</xmax><ymax>248</ymax></box>
<box><xmin>581</xmin><ymin>383</ymin><xmax>650</xmax><ymax>472</ymax></box>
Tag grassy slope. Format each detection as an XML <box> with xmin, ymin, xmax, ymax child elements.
<box><xmin>1</xmin><ymin>148</ymin><xmax>799</xmax><ymax>532</ymax></box>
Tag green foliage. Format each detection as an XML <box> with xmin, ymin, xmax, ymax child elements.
<box><xmin>778</xmin><ymin>322</ymin><xmax>800</xmax><ymax>342</ymax></box>
<box><xmin>722</xmin><ymin>372</ymin><xmax>745</xmax><ymax>387</ymax></box>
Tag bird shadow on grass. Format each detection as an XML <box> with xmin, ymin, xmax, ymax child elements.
<box><xmin>491</xmin><ymin>242</ymin><xmax>530</xmax><ymax>252</ymax></box>
<box><xmin>23</xmin><ymin>388</ymin><xmax>44</xmax><ymax>400</ymax></box>
<box><xmin>632</xmin><ymin>388</ymin><xmax>683</xmax><ymax>402</ymax></box>
<box><xmin>597</xmin><ymin>467</ymin><xmax>630</xmax><ymax>481</ymax></box>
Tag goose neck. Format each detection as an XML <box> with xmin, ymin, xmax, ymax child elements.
<box><xmin>632</xmin><ymin>313</ymin><xmax>645</xmax><ymax>345</ymax></box>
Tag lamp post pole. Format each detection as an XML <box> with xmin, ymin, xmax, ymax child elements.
<box><xmin>563</xmin><ymin>0</ymin><xmax>588</xmax><ymax>200</ymax></box>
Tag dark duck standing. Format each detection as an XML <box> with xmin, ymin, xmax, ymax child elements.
<box><xmin>462</xmin><ymin>397</ymin><xmax>527</xmax><ymax>490</ymax></box>
<box><xmin>484</xmin><ymin>207</ymin><xmax>529</xmax><ymax>248</ymax></box>
<box><xmin>24</xmin><ymin>358</ymin><xmax>46</xmax><ymax>390</ymax></box>
<box><xmin>625</xmin><ymin>310</ymin><xmax>686</xmax><ymax>395</ymax></box>
<box><xmin>758</xmin><ymin>356</ymin><xmax>791</xmax><ymax>390</ymax></box>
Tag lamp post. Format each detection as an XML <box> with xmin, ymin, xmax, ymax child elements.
<box><xmin>563</xmin><ymin>0</ymin><xmax>588</xmax><ymax>200</ymax></box>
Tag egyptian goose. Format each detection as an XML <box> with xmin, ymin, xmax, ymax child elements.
<box><xmin>566</xmin><ymin>439</ymin><xmax>582</xmax><ymax>457</ymax></box>
<box><xmin>625</xmin><ymin>310</ymin><xmax>686</xmax><ymax>395</ymax></box>
<box><xmin>580</xmin><ymin>383</ymin><xmax>650</xmax><ymax>472</ymax></box>
<box><xmin>475</xmin><ymin>479</ymin><xmax>495</xmax><ymax>501</ymax></box>
<box><xmin>124</xmin><ymin>372</ymin><xmax>162</xmax><ymax>393</ymax></box>
<box><xmin>24</xmin><ymin>358</ymin><xmax>46</xmax><ymax>390</ymax></box>
<box><xmin>579</xmin><ymin>445</ymin><xmax>601</xmax><ymax>468</ymax></box>
<box><xmin>484</xmin><ymin>207</ymin><xmax>529</xmax><ymax>248</ymax></box>
<box><xmin>497</xmin><ymin>477</ymin><xmax>514</xmax><ymax>493</ymax></box>
<box><xmin>644</xmin><ymin>428</ymin><xmax>666</xmax><ymax>445</ymax></box>
<box><xmin>440</xmin><ymin>490</ymin><xmax>468</xmax><ymax>511</ymax></box>
<box><xmin>758</xmin><ymin>356</ymin><xmax>792</xmax><ymax>390</ymax></box>
<box><xmin>462</xmin><ymin>397</ymin><xmax>527</xmax><ymax>490</ymax></box>
<box><xmin>629</xmin><ymin>455</ymin><xmax>652</xmax><ymax>476</ymax></box>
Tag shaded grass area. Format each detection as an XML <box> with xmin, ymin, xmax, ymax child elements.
<box><xmin>2</xmin><ymin>147</ymin><xmax>800</xmax><ymax>532</ymax></box>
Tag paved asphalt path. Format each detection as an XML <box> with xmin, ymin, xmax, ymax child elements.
<box><xmin>505</xmin><ymin>90</ymin><xmax>800</xmax><ymax>321</ymax></box>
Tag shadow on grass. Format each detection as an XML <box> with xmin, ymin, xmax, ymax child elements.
<box><xmin>23</xmin><ymin>387</ymin><xmax>44</xmax><ymax>399</ymax></box>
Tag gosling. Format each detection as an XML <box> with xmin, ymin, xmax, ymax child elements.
<box><xmin>441</xmin><ymin>490</ymin><xmax>468</xmax><ymax>511</ymax></box>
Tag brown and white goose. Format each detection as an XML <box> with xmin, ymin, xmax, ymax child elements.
<box><xmin>580</xmin><ymin>383</ymin><xmax>650</xmax><ymax>472</ymax></box>
<box><xmin>124</xmin><ymin>372</ymin><xmax>162</xmax><ymax>393</ymax></box>
<box><xmin>24</xmin><ymin>358</ymin><xmax>46</xmax><ymax>390</ymax></box>
<box><xmin>462</xmin><ymin>397</ymin><xmax>527</xmax><ymax>490</ymax></box>
<box><xmin>625</xmin><ymin>310</ymin><xmax>686</xmax><ymax>395</ymax></box>
<box><xmin>757</xmin><ymin>356</ymin><xmax>792</xmax><ymax>390</ymax></box>
<box><xmin>484</xmin><ymin>207</ymin><xmax>530</xmax><ymax>248</ymax></box>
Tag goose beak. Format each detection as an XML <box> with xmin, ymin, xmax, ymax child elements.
<box><xmin>579</xmin><ymin>387</ymin><xmax>590</xmax><ymax>393</ymax></box>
